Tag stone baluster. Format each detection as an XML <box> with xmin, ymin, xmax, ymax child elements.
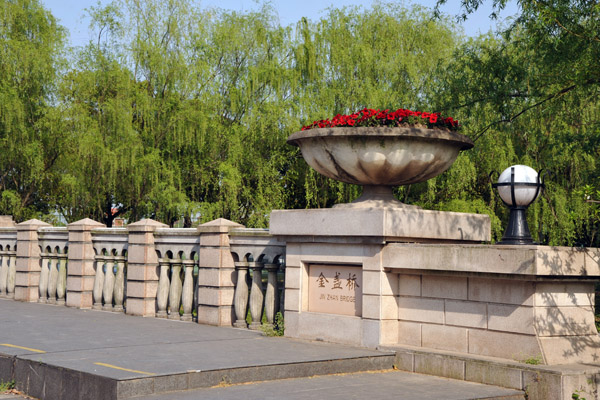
<box><xmin>156</xmin><ymin>258</ymin><xmax>171</xmax><ymax>318</ymax></box>
<box><xmin>102</xmin><ymin>258</ymin><xmax>116</xmax><ymax>311</ymax></box>
<box><xmin>47</xmin><ymin>255</ymin><xmax>59</xmax><ymax>304</ymax></box>
<box><xmin>7</xmin><ymin>252</ymin><xmax>16</xmax><ymax>298</ymax></box>
<box><xmin>180</xmin><ymin>261</ymin><xmax>194</xmax><ymax>321</ymax></box>
<box><xmin>56</xmin><ymin>256</ymin><xmax>67</xmax><ymax>305</ymax></box>
<box><xmin>38</xmin><ymin>253</ymin><xmax>50</xmax><ymax>303</ymax></box>
<box><xmin>168</xmin><ymin>260</ymin><xmax>183</xmax><ymax>320</ymax></box>
<box><xmin>113</xmin><ymin>257</ymin><xmax>126</xmax><ymax>312</ymax></box>
<box><xmin>279</xmin><ymin>265</ymin><xmax>285</xmax><ymax>316</ymax></box>
<box><xmin>92</xmin><ymin>256</ymin><xmax>105</xmax><ymax>310</ymax></box>
<box><xmin>248</xmin><ymin>261</ymin><xmax>265</xmax><ymax>330</ymax></box>
<box><xmin>233</xmin><ymin>261</ymin><xmax>250</xmax><ymax>328</ymax></box>
<box><xmin>264</xmin><ymin>263</ymin><xmax>280</xmax><ymax>327</ymax></box>
<box><xmin>0</xmin><ymin>252</ymin><xmax>7</xmax><ymax>296</ymax></box>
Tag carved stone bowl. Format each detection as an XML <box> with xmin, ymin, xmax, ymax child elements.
<box><xmin>287</xmin><ymin>126</ymin><xmax>474</xmax><ymax>208</ymax></box>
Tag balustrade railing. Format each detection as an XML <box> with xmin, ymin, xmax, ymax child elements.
<box><xmin>0</xmin><ymin>219</ymin><xmax>288</xmax><ymax>331</ymax></box>
<box><xmin>0</xmin><ymin>227</ymin><xmax>17</xmax><ymax>298</ymax></box>
<box><xmin>39</xmin><ymin>247</ymin><xmax>68</xmax><ymax>304</ymax></box>
<box><xmin>38</xmin><ymin>227</ymin><xmax>68</xmax><ymax>305</ymax></box>
<box><xmin>0</xmin><ymin>245</ymin><xmax>17</xmax><ymax>298</ymax></box>
<box><xmin>92</xmin><ymin>228</ymin><xmax>128</xmax><ymax>312</ymax></box>
<box><xmin>155</xmin><ymin>228</ymin><xmax>199</xmax><ymax>321</ymax></box>
<box><xmin>156</xmin><ymin>254</ymin><xmax>197</xmax><ymax>321</ymax></box>
<box><xmin>230</xmin><ymin>228</ymin><xmax>285</xmax><ymax>330</ymax></box>
<box><xmin>93</xmin><ymin>250</ymin><xmax>127</xmax><ymax>311</ymax></box>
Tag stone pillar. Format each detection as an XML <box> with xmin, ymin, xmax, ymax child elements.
<box><xmin>66</xmin><ymin>218</ymin><xmax>105</xmax><ymax>308</ymax></box>
<box><xmin>197</xmin><ymin>218</ymin><xmax>243</xmax><ymax>326</ymax></box>
<box><xmin>126</xmin><ymin>219</ymin><xmax>167</xmax><ymax>317</ymax></box>
<box><xmin>14</xmin><ymin>219</ymin><xmax>51</xmax><ymax>302</ymax></box>
<box><xmin>0</xmin><ymin>216</ymin><xmax>16</xmax><ymax>227</ymax></box>
<box><xmin>361</xmin><ymin>250</ymin><xmax>399</xmax><ymax>348</ymax></box>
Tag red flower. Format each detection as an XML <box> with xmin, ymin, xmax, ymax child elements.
<box><xmin>301</xmin><ymin>108</ymin><xmax>459</xmax><ymax>131</ymax></box>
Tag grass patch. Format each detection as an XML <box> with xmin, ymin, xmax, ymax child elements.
<box><xmin>523</xmin><ymin>355</ymin><xmax>543</xmax><ymax>365</ymax></box>
<box><xmin>260</xmin><ymin>312</ymin><xmax>285</xmax><ymax>337</ymax></box>
<box><xmin>0</xmin><ymin>380</ymin><xmax>15</xmax><ymax>393</ymax></box>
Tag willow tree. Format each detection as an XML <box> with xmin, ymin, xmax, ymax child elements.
<box><xmin>428</xmin><ymin>1</ymin><xmax>600</xmax><ymax>245</ymax></box>
<box><xmin>116</xmin><ymin>1</ymin><xmax>300</xmax><ymax>226</ymax></box>
<box><xmin>0</xmin><ymin>0</ymin><xmax>67</xmax><ymax>221</ymax></box>
<box><xmin>56</xmin><ymin>1</ymin><xmax>168</xmax><ymax>226</ymax></box>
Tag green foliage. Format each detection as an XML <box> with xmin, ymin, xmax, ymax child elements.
<box><xmin>432</xmin><ymin>0</ymin><xmax>600</xmax><ymax>246</ymax></box>
<box><xmin>0</xmin><ymin>379</ymin><xmax>15</xmax><ymax>392</ymax></box>
<box><xmin>260</xmin><ymin>312</ymin><xmax>285</xmax><ymax>337</ymax></box>
<box><xmin>572</xmin><ymin>391</ymin><xmax>587</xmax><ymax>400</ymax></box>
<box><xmin>1</xmin><ymin>0</ymin><xmax>600</xmax><ymax>247</ymax></box>
<box><xmin>0</xmin><ymin>0</ymin><xmax>67</xmax><ymax>221</ymax></box>
<box><xmin>523</xmin><ymin>355</ymin><xmax>543</xmax><ymax>365</ymax></box>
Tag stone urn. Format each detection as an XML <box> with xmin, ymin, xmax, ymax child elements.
<box><xmin>287</xmin><ymin>126</ymin><xmax>474</xmax><ymax>208</ymax></box>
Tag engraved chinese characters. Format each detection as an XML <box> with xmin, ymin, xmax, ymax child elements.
<box><xmin>308</xmin><ymin>264</ymin><xmax>362</xmax><ymax>316</ymax></box>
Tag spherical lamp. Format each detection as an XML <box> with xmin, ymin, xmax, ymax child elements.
<box><xmin>492</xmin><ymin>165</ymin><xmax>544</xmax><ymax>245</ymax></box>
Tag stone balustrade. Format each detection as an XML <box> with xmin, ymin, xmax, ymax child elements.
<box><xmin>154</xmin><ymin>228</ymin><xmax>199</xmax><ymax>321</ymax></box>
<box><xmin>0</xmin><ymin>227</ymin><xmax>17</xmax><ymax>298</ymax></box>
<box><xmin>229</xmin><ymin>228</ymin><xmax>286</xmax><ymax>330</ymax></box>
<box><xmin>91</xmin><ymin>228</ymin><xmax>128</xmax><ymax>312</ymax></box>
<box><xmin>38</xmin><ymin>227</ymin><xmax>68</xmax><ymax>305</ymax></box>
<box><xmin>0</xmin><ymin>218</ymin><xmax>285</xmax><ymax>329</ymax></box>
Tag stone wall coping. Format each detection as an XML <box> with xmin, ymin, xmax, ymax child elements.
<box><xmin>38</xmin><ymin>229</ymin><xmax>69</xmax><ymax>245</ymax></box>
<box><xmin>91</xmin><ymin>227</ymin><xmax>128</xmax><ymax>235</ymax></box>
<box><xmin>92</xmin><ymin>233</ymin><xmax>128</xmax><ymax>244</ymax></box>
<box><xmin>382</xmin><ymin>344</ymin><xmax>600</xmax><ymax>375</ymax></box>
<box><xmin>38</xmin><ymin>227</ymin><xmax>68</xmax><ymax>233</ymax></box>
<box><xmin>229</xmin><ymin>228</ymin><xmax>270</xmax><ymax>237</ymax></box>
<box><xmin>270</xmin><ymin>208</ymin><xmax>491</xmax><ymax>243</ymax></box>
<box><xmin>229</xmin><ymin>230</ymin><xmax>285</xmax><ymax>247</ymax></box>
<box><xmin>383</xmin><ymin>243</ymin><xmax>600</xmax><ymax>277</ymax></box>
<box><xmin>155</xmin><ymin>228</ymin><xmax>197</xmax><ymax>236</ymax></box>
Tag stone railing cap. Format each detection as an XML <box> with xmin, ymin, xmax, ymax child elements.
<box><xmin>127</xmin><ymin>218</ymin><xmax>168</xmax><ymax>232</ymax></box>
<box><xmin>68</xmin><ymin>218</ymin><xmax>106</xmax><ymax>231</ymax></box>
<box><xmin>197</xmin><ymin>218</ymin><xmax>244</xmax><ymax>234</ymax></box>
<box><xmin>17</xmin><ymin>218</ymin><xmax>52</xmax><ymax>230</ymax></box>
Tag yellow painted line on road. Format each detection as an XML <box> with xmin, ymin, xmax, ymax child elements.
<box><xmin>94</xmin><ymin>362</ymin><xmax>154</xmax><ymax>376</ymax></box>
<box><xmin>0</xmin><ymin>343</ymin><xmax>46</xmax><ymax>353</ymax></box>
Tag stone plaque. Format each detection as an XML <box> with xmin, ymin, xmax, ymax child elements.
<box><xmin>308</xmin><ymin>264</ymin><xmax>362</xmax><ymax>316</ymax></box>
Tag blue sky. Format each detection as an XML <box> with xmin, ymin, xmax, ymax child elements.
<box><xmin>41</xmin><ymin>0</ymin><xmax>519</xmax><ymax>48</ymax></box>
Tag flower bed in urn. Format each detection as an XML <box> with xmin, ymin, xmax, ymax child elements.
<box><xmin>288</xmin><ymin>108</ymin><xmax>473</xmax><ymax>208</ymax></box>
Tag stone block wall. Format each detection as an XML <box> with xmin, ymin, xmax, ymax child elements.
<box><xmin>390</xmin><ymin>270</ymin><xmax>600</xmax><ymax>364</ymax></box>
<box><xmin>395</xmin><ymin>274</ymin><xmax>541</xmax><ymax>361</ymax></box>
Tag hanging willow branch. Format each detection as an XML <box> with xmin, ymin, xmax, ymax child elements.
<box><xmin>472</xmin><ymin>79</ymin><xmax>599</xmax><ymax>142</ymax></box>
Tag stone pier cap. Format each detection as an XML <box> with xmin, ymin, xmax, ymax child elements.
<box><xmin>270</xmin><ymin>208</ymin><xmax>491</xmax><ymax>243</ymax></box>
<box><xmin>384</xmin><ymin>243</ymin><xmax>600</xmax><ymax>277</ymax></box>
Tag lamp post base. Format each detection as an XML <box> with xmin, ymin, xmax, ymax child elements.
<box><xmin>497</xmin><ymin>207</ymin><xmax>536</xmax><ymax>245</ymax></box>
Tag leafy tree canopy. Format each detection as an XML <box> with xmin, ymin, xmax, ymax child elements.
<box><xmin>1</xmin><ymin>0</ymin><xmax>599</xmax><ymax>246</ymax></box>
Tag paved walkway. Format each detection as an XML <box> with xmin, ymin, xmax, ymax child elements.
<box><xmin>0</xmin><ymin>299</ymin><xmax>523</xmax><ymax>399</ymax></box>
